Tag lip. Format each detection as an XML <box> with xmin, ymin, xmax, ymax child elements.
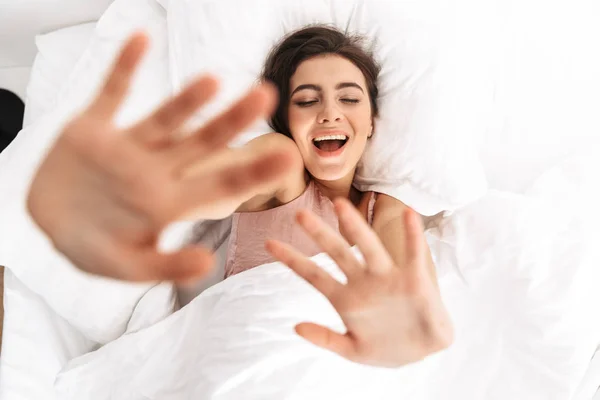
<box><xmin>310</xmin><ymin>129</ymin><xmax>350</xmax><ymax>141</ymax></box>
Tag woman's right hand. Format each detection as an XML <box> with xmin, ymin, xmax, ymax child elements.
<box><xmin>27</xmin><ymin>33</ymin><xmax>295</xmax><ymax>283</ymax></box>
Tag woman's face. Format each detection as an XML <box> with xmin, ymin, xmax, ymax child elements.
<box><xmin>287</xmin><ymin>54</ymin><xmax>373</xmax><ymax>182</ymax></box>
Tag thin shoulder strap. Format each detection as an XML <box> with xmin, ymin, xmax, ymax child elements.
<box><xmin>367</xmin><ymin>192</ymin><xmax>377</xmax><ymax>226</ymax></box>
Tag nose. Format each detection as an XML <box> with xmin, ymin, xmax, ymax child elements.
<box><xmin>317</xmin><ymin>102</ymin><xmax>343</xmax><ymax>124</ymax></box>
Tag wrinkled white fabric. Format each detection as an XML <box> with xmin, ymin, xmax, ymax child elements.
<box><xmin>54</xmin><ymin>151</ymin><xmax>600</xmax><ymax>399</ymax></box>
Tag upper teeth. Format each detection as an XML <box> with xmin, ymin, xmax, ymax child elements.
<box><xmin>313</xmin><ymin>135</ymin><xmax>347</xmax><ymax>142</ymax></box>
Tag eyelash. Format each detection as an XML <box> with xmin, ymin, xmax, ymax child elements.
<box><xmin>295</xmin><ymin>100</ymin><xmax>317</xmax><ymax>107</ymax></box>
<box><xmin>294</xmin><ymin>99</ymin><xmax>360</xmax><ymax>107</ymax></box>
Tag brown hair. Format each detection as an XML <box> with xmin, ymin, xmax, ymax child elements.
<box><xmin>261</xmin><ymin>25</ymin><xmax>380</xmax><ymax>138</ymax></box>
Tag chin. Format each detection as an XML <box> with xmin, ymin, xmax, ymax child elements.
<box><xmin>306</xmin><ymin>163</ymin><xmax>353</xmax><ymax>182</ymax></box>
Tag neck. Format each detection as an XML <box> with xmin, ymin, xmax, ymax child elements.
<box><xmin>312</xmin><ymin>170</ymin><xmax>361</xmax><ymax>206</ymax></box>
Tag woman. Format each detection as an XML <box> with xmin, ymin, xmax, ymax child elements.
<box><xmin>219</xmin><ymin>26</ymin><xmax>383</xmax><ymax>278</ymax></box>
<box><xmin>27</xmin><ymin>27</ymin><xmax>452</xmax><ymax>368</ymax></box>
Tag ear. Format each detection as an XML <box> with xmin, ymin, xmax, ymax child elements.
<box><xmin>367</xmin><ymin>125</ymin><xmax>373</xmax><ymax>138</ymax></box>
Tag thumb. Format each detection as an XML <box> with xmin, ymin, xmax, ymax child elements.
<box><xmin>295</xmin><ymin>322</ymin><xmax>355</xmax><ymax>360</ymax></box>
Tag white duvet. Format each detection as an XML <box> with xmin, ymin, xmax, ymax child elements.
<box><xmin>52</xmin><ymin>150</ymin><xmax>600</xmax><ymax>400</ymax></box>
<box><xmin>3</xmin><ymin>0</ymin><xmax>600</xmax><ymax>398</ymax></box>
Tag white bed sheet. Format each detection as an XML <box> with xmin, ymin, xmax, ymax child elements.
<box><xmin>575</xmin><ymin>348</ymin><xmax>600</xmax><ymax>400</ymax></box>
<box><xmin>0</xmin><ymin>0</ymin><xmax>175</xmax><ymax>345</ymax></box>
<box><xmin>50</xmin><ymin>150</ymin><xmax>600</xmax><ymax>399</ymax></box>
<box><xmin>0</xmin><ymin>269</ymin><xmax>97</xmax><ymax>400</ymax></box>
<box><xmin>1</xmin><ymin>0</ymin><xmax>173</xmax><ymax>398</ymax></box>
<box><xmin>1</xmin><ymin>0</ymin><xmax>600</xmax><ymax>399</ymax></box>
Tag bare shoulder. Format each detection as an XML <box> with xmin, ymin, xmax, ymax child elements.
<box><xmin>237</xmin><ymin>133</ymin><xmax>307</xmax><ymax>212</ymax></box>
<box><xmin>373</xmin><ymin>193</ymin><xmax>408</xmax><ymax>211</ymax></box>
<box><xmin>372</xmin><ymin>193</ymin><xmax>409</xmax><ymax>228</ymax></box>
<box><xmin>248</xmin><ymin>132</ymin><xmax>299</xmax><ymax>152</ymax></box>
<box><xmin>248</xmin><ymin>134</ymin><xmax>304</xmax><ymax>174</ymax></box>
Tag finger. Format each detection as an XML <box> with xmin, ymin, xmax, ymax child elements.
<box><xmin>168</xmin><ymin>149</ymin><xmax>294</xmax><ymax>222</ymax></box>
<box><xmin>116</xmin><ymin>245</ymin><xmax>216</xmax><ymax>283</ymax></box>
<box><xmin>295</xmin><ymin>323</ymin><xmax>355</xmax><ymax>360</ymax></box>
<box><xmin>296</xmin><ymin>209</ymin><xmax>364</xmax><ymax>279</ymax></box>
<box><xmin>169</xmin><ymin>83</ymin><xmax>278</xmax><ymax>162</ymax></box>
<box><xmin>333</xmin><ymin>198</ymin><xmax>393</xmax><ymax>273</ymax></box>
<box><xmin>196</xmin><ymin>82</ymin><xmax>277</xmax><ymax>148</ymax></box>
<box><xmin>404</xmin><ymin>207</ymin><xmax>426</xmax><ymax>268</ymax></box>
<box><xmin>129</xmin><ymin>75</ymin><xmax>219</xmax><ymax>148</ymax></box>
<box><xmin>88</xmin><ymin>32</ymin><xmax>149</xmax><ymax>120</ymax></box>
<box><xmin>265</xmin><ymin>240</ymin><xmax>344</xmax><ymax>299</ymax></box>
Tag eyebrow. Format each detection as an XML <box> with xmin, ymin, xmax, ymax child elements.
<box><xmin>291</xmin><ymin>82</ymin><xmax>364</xmax><ymax>96</ymax></box>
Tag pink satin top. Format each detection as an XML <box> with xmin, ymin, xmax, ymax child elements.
<box><xmin>224</xmin><ymin>181</ymin><xmax>376</xmax><ymax>278</ymax></box>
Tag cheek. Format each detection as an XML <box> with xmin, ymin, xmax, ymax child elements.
<box><xmin>287</xmin><ymin>107</ymin><xmax>314</xmax><ymax>138</ymax></box>
<box><xmin>287</xmin><ymin>107</ymin><xmax>301</xmax><ymax>133</ymax></box>
<box><xmin>286</xmin><ymin>108</ymin><xmax>307</xmax><ymax>148</ymax></box>
<box><xmin>348</xmin><ymin>107</ymin><xmax>373</xmax><ymax>137</ymax></box>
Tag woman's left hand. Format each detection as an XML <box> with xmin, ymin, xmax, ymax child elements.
<box><xmin>265</xmin><ymin>198</ymin><xmax>453</xmax><ymax>368</ymax></box>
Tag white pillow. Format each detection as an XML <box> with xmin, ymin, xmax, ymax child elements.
<box><xmin>0</xmin><ymin>269</ymin><xmax>97</xmax><ymax>399</ymax></box>
<box><xmin>0</xmin><ymin>0</ymin><xmax>174</xmax><ymax>344</ymax></box>
<box><xmin>23</xmin><ymin>22</ymin><xmax>97</xmax><ymax>128</ymax></box>
<box><xmin>469</xmin><ymin>1</ymin><xmax>600</xmax><ymax>194</ymax></box>
<box><xmin>167</xmin><ymin>0</ymin><xmax>489</xmax><ymax>216</ymax></box>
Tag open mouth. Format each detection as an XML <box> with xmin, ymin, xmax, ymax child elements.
<box><xmin>312</xmin><ymin>134</ymin><xmax>349</xmax><ymax>153</ymax></box>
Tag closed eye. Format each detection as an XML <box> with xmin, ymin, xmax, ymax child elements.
<box><xmin>341</xmin><ymin>98</ymin><xmax>360</xmax><ymax>104</ymax></box>
<box><xmin>294</xmin><ymin>100</ymin><xmax>318</xmax><ymax>107</ymax></box>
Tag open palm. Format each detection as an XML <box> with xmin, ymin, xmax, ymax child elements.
<box><xmin>266</xmin><ymin>198</ymin><xmax>453</xmax><ymax>367</ymax></box>
<box><xmin>27</xmin><ymin>33</ymin><xmax>295</xmax><ymax>282</ymax></box>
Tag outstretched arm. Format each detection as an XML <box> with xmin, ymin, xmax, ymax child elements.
<box><xmin>26</xmin><ymin>33</ymin><xmax>299</xmax><ymax>283</ymax></box>
<box><xmin>179</xmin><ymin>132</ymin><xmax>305</xmax><ymax>220</ymax></box>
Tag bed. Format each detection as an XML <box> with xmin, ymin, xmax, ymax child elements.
<box><xmin>1</xmin><ymin>0</ymin><xmax>600</xmax><ymax>399</ymax></box>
